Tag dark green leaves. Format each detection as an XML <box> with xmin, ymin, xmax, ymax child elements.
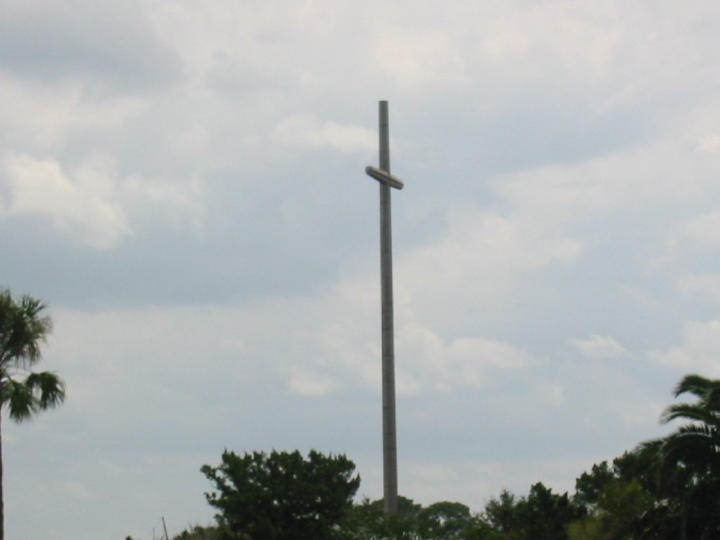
<box><xmin>201</xmin><ymin>449</ymin><xmax>360</xmax><ymax>540</ymax></box>
<box><xmin>0</xmin><ymin>290</ymin><xmax>52</xmax><ymax>368</ymax></box>
<box><xmin>0</xmin><ymin>371</ymin><xmax>66</xmax><ymax>422</ymax></box>
<box><xmin>25</xmin><ymin>371</ymin><xmax>66</xmax><ymax>409</ymax></box>
<box><xmin>0</xmin><ymin>290</ymin><xmax>65</xmax><ymax>422</ymax></box>
<box><xmin>1</xmin><ymin>378</ymin><xmax>36</xmax><ymax>422</ymax></box>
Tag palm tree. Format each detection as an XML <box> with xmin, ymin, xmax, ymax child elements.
<box><xmin>660</xmin><ymin>374</ymin><xmax>720</xmax><ymax>476</ymax></box>
<box><xmin>659</xmin><ymin>374</ymin><xmax>720</xmax><ymax>539</ymax></box>
<box><xmin>0</xmin><ymin>290</ymin><xmax>65</xmax><ymax>540</ymax></box>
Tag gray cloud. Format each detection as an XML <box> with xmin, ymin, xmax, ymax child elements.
<box><xmin>0</xmin><ymin>1</ymin><xmax>182</xmax><ymax>92</ymax></box>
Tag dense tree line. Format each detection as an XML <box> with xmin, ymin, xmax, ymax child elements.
<box><xmin>166</xmin><ymin>372</ymin><xmax>720</xmax><ymax>539</ymax></box>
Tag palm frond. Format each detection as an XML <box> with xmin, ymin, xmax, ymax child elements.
<box><xmin>0</xmin><ymin>290</ymin><xmax>52</xmax><ymax>368</ymax></box>
<box><xmin>651</xmin><ymin>374</ymin><xmax>720</xmax><ymax>486</ymax></box>
<box><xmin>661</xmin><ymin>403</ymin><xmax>719</xmax><ymax>426</ymax></box>
<box><xmin>705</xmin><ymin>386</ymin><xmax>720</xmax><ymax>412</ymax></box>
<box><xmin>1</xmin><ymin>377</ymin><xmax>37</xmax><ymax>422</ymax></box>
<box><xmin>673</xmin><ymin>374</ymin><xmax>716</xmax><ymax>399</ymax></box>
<box><xmin>25</xmin><ymin>371</ymin><xmax>66</xmax><ymax>409</ymax></box>
<box><xmin>661</xmin><ymin>422</ymin><xmax>720</xmax><ymax>477</ymax></box>
<box><xmin>0</xmin><ymin>290</ymin><xmax>66</xmax><ymax>434</ymax></box>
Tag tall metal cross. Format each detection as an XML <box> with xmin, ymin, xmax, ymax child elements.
<box><xmin>365</xmin><ymin>100</ymin><xmax>405</xmax><ymax>515</ymax></box>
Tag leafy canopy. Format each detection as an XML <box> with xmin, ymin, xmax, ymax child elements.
<box><xmin>201</xmin><ymin>449</ymin><xmax>360</xmax><ymax>540</ymax></box>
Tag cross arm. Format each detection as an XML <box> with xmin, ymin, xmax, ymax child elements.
<box><xmin>365</xmin><ymin>166</ymin><xmax>404</xmax><ymax>190</ymax></box>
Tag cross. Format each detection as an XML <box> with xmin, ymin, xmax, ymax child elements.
<box><xmin>365</xmin><ymin>100</ymin><xmax>405</xmax><ymax>516</ymax></box>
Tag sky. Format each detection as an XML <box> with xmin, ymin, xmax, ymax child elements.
<box><xmin>2</xmin><ymin>1</ymin><xmax>720</xmax><ymax>538</ymax></box>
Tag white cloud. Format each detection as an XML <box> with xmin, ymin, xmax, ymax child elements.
<box><xmin>272</xmin><ymin>114</ymin><xmax>376</xmax><ymax>154</ymax></box>
<box><xmin>49</xmin><ymin>267</ymin><xmax>533</xmax><ymax>402</ymax></box>
<box><xmin>649</xmin><ymin>320</ymin><xmax>720</xmax><ymax>377</ymax></box>
<box><xmin>123</xmin><ymin>173</ymin><xmax>205</xmax><ymax>227</ymax></box>
<box><xmin>495</xmin><ymin>138</ymin><xmax>711</xmax><ymax>227</ymax></box>
<box><xmin>697</xmin><ymin>134</ymin><xmax>720</xmax><ymax>154</ymax></box>
<box><xmin>397</xmin><ymin>325</ymin><xmax>531</xmax><ymax>394</ymax></box>
<box><xmin>569</xmin><ymin>335</ymin><xmax>627</xmax><ymax>359</ymax></box>
<box><xmin>0</xmin><ymin>78</ymin><xmax>148</xmax><ymax>148</ymax></box>
<box><xmin>670</xmin><ymin>212</ymin><xmax>720</xmax><ymax>251</ymax></box>
<box><xmin>0</xmin><ymin>153</ymin><xmax>205</xmax><ymax>248</ymax></box>
<box><xmin>394</xmin><ymin>209</ymin><xmax>582</xmax><ymax>334</ymax></box>
<box><xmin>1</xmin><ymin>154</ymin><xmax>132</xmax><ymax>249</ymax></box>
<box><xmin>371</xmin><ymin>25</ymin><xmax>469</xmax><ymax>87</ymax></box>
<box><xmin>473</xmin><ymin>3</ymin><xmax>622</xmax><ymax>83</ymax></box>
<box><xmin>285</xmin><ymin>368</ymin><xmax>339</xmax><ymax>397</ymax></box>
<box><xmin>539</xmin><ymin>383</ymin><xmax>566</xmax><ymax>406</ymax></box>
<box><xmin>677</xmin><ymin>274</ymin><xmax>720</xmax><ymax>302</ymax></box>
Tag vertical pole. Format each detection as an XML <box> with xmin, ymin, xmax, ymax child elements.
<box><xmin>378</xmin><ymin>100</ymin><xmax>398</xmax><ymax>515</ymax></box>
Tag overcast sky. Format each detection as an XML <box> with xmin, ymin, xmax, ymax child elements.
<box><xmin>2</xmin><ymin>1</ymin><xmax>720</xmax><ymax>538</ymax></box>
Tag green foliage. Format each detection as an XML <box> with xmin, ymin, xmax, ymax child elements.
<box><xmin>566</xmin><ymin>517</ymin><xmax>605</xmax><ymax>540</ymax></box>
<box><xmin>336</xmin><ymin>497</ymin><xmax>384</xmax><ymax>538</ymax></box>
<box><xmin>574</xmin><ymin>462</ymin><xmax>614</xmax><ymax>508</ymax></box>
<box><xmin>201</xmin><ymin>449</ymin><xmax>360</xmax><ymax>540</ymax></box>
<box><xmin>659</xmin><ymin>374</ymin><xmax>720</xmax><ymax>479</ymax></box>
<box><xmin>483</xmin><ymin>489</ymin><xmax>517</xmax><ymax>535</ymax></box>
<box><xmin>569</xmin><ymin>479</ymin><xmax>655</xmax><ymax>540</ymax></box>
<box><xmin>337</xmin><ymin>496</ymin><xmax>483</xmax><ymax>539</ymax></box>
<box><xmin>612</xmin><ymin>444</ymin><xmax>662</xmax><ymax>494</ymax></box>
<box><xmin>463</xmin><ymin>520</ymin><xmax>511</xmax><ymax>540</ymax></box>
<box><xmin>483</xmin><ymin>483</ymin><xmax>583</xmax><ymax>540</ymax></box>
<box><xmin>0</xmin><ymin>290</ymin><xmax>65</xmax><ymax>422</ymax></box>
<box><xmin>517</xmin><ymin>483</ymin><xmax>584</xmax><ymax>540</ymax></box>
<box><xmin>417</xmin><ymin>501</ymin><xmax>472</xmax><ymax>539</ymax></box>
<box><xmin>0</xmin><ymin>291</ymin><xmax>51</xmax><ymax>366</ymax></box>
<box><xmin>598</xmin><ymin>480</ymin><xmax>654</xmax><ymax>532</ymax></box>
<box><xmin>172</xmin><ymin>524</ymin><xmax>223</xmax><ymax>539</ymax></box>
<box><xmin>338</xmin><ymin>495</ymin><xmax>423</xmax><ymax>539</ymax></box>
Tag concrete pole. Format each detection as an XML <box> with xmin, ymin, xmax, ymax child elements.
<box><xmin>378</xmin><ymin>100</ymin><xmax>398</xmax><ymax>515</ymax></box>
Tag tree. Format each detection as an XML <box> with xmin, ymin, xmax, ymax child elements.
<box><xmin>568</xmin><ymin>374</ymin><xmax>720</xmax><ymax>539</ymax></box>
<box><xmin>0</xmin><ymin>290</ymin><xmax>65</xmax><ymax>540</ymax></box>
<box><xmin>173</xmin><ymin>525</ymin><xmax>223</xmax><ymax>539</ymax></box>
<box><xmin>660</xmin><ymin>374</ymin><xmax>720</xmax><ymax>479</ymax></box>
<box><xmin>201</xmin><ymin>449</ymin><xmax>360</xmax><ymax>539</ymax></box>
<box><xmin>417</xmin><ymin>501</ymin><xmax>473</xmax><ymax>539</ymax></box>
<box><xmin>568</xmin><ymin>479</ymin><xmax>655</xmax><ymax>540</ymax></box>
<box><xmin>574</xmin><ymin>461</ymin><xmax>615</xmax><ymax>509</ymax></box>
<box><xmin>483</xmin><ymin>489</ymin><xmax>519</xmax><ymax>537</ymax></box>
<box><xmin>339</xmin><ymin>495</ymin><xmax>422</xmax><ymax>539</ymax></box>
<box><xmin>484</xmin><ymin>484</ymin><xmax>583</xmax><ymax>540</ymax></box>
<box><xmin>514</xmin><ymin>483</ymin><xmax>583</xmax><ymax>540</ymax></box>
<box><xmin>657</xmin><ymin>374</ymin><xmax>720</xmax><ymax>539</ymax></box>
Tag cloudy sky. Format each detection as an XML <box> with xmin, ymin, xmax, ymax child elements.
<box><xmin>2</xmin><ymin>1</ymin><xmax>720</xmax><ymax>538</ymax></box>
